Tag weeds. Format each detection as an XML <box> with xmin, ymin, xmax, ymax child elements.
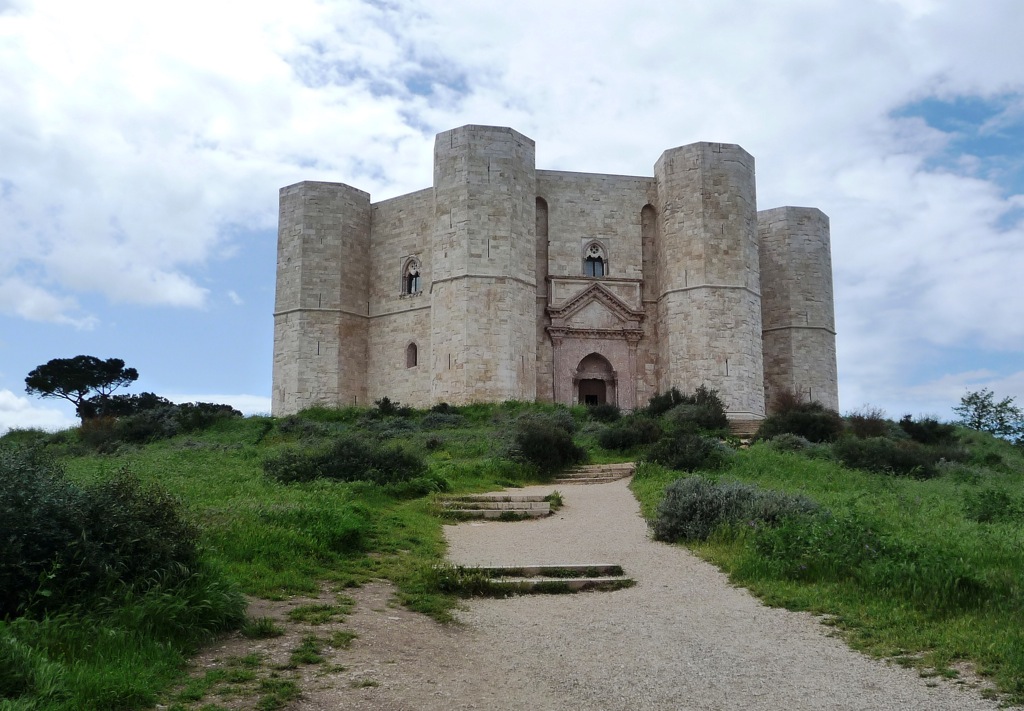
<box><xmin>241</xmin><ymin>617</ymin><xmax>284</xmax><ymax>639</ymax></box>
<box><xmin>286</xmin><ymin>598</ymin><xmax>354</xmax><ymax>625</ymax></box>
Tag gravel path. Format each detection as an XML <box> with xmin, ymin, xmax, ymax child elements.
<box><xmin>437</xmin><ymin>477</ymin><xmax>999</xmax><ymax>711</ymax></box>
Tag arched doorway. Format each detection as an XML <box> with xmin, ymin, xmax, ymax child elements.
<box><xmin>574</xmin><ymin>353</ymin><xmax>616</xmax><ymax>406</ymax></box>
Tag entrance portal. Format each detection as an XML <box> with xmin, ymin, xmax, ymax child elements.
<box><xmin>578</xmin><ymin>379</ymin><xmax>607</xmax><ymax>406</ymax></box>
<box><xmin>574</xmin><ymin>353</ymin><xmax>616</xmax><ymax>407</ymax></box>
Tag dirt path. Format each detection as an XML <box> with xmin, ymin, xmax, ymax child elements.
<box><xmin>179</xmin><ymin>479</ymin><xmax>1001</xmax><ymax>710</ymax></box>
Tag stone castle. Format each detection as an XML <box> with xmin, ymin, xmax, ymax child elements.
<box><xmin>272</xmin><ymin>124</ymin><xmax>838</xmax><ymax>419</ymax></box>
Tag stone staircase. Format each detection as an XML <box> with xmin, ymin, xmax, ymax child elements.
<box><xmin>440</xmin><ymin>493</ymin><xmax>552</xmax><ymax>520</ymax></box>
<box><xmin>440</xmin><ymin>563</ymin><xmax>635</xmax><ymax>596</ymax></box>
<box><xmin>553</xmin><ymin>461</ymin><xmax>635</xmax><ymax>485</ymax></box>
<box><xmin>728</xmin><ymin>419</ymin><xmax>762</xmax><ymax>439</ymax></box>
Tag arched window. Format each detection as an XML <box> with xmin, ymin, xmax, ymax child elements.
<box><xmin>583</xmin><ymin>242</ymin><xmax>606</xmax><ymax>277</ymax></box>
<box><xmin>403</xmin><ymin>258</ymin><xmax>422</xmax><ymax>295</ymax></box>
<box><xmin>406</xmin><ymin>342</ymin><xmax>418</xmax><ymax>368</ymax></box>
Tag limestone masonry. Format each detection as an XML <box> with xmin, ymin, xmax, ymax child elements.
<box><xmin>272</xmin><ymin>125</ymin><xmax>838</xmax><ymax>419</ymax></box>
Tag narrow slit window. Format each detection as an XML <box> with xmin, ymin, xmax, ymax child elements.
<box><xmin>406</xmin><ymin>343</ymin><xmax>418</xmax><ymax>368</ymax></box>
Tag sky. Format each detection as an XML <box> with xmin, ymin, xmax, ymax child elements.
<box><xmin>1</xmin><ymin>0</ymin><xmax>1023</xmax><ymax>432</ymax></box>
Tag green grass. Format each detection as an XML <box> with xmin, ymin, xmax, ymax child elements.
<box><xmin>6</xmin><ymin>405</ymin><xmax>1024</xmax><ymax>707</ymax></box>
<box><xmin>631</xmin><ymin>434</ymin><xmax>1024</xmax><ymax>703</ymax></box>
<box><xmin>0</xmin><ymin>403</ymin><xmax>562</xmax><ymax>709</ymax></box>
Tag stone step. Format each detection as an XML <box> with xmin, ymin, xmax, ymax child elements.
<box><xmin>443</xmin><ymin>507</ymin><xmax>550</xmax><ymax>519</ymax></box>
<box><xmin>445</xmin><ymin>494</ymin><xmax>549</xmax><ymax>503</ymax></box>
<box><xmin>436</xmin><ymin>563</ymin><xmax>634</xmax><ymax>595</ymax></box>
<box><xmin>553</xmin><ymin>476</ymin><xmax>623</xmax><ymax>485</ymax></box>
<box><xmin>474</xmin><ymin>564</ymin><xmax>624</xmax><ymax>577</ymax></box>
<box><xmin>555</xmin><ymin>462</ymin><xmax>635</xmax><ymax>484</ymax></box>
<box><xmin>487</xmin><ymin>576</ymin><xmax>634</xmax><ymax>593</ymax></box>
<box><xmin>728</xmin><ymin>419</ymin><xmax>762</xmax><ymax>438</ymax></box>
<box><xmin>567</xmin><ymin>462</ymin><xmax>635</xmax><ymax>473</ymax></box>
<box><xmin>441</xmin><ymin>500</ymin><xmax>551</xmax><ymax>510</ymax></box>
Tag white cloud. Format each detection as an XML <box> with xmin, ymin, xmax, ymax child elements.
<box><xmin>227</xmin><ymin>290</ymin><xmax>244</xmax><ymax>306</ymax></box>
<box><xmin>0</xmin><ymin>0</ymin><xmax>1022</xmax><ymax>417</ymax></box>
<box><xmin>0</xmin><ymin>389</ymin><xmax>77</xmax><ymax>434</ymax></box>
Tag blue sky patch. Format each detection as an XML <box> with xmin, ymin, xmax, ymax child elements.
<box><xmin>894</xmin><ymin>94</ymin><xmax>1024</xmax><ymax>195</ymax></box>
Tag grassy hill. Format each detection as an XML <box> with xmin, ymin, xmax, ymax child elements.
<box><xmin>2</xmin><ymin>400</ymin><xmax>1023</xmax><ymax>708</ymax></box>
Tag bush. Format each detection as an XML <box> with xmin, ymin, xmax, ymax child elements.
<box><xmin>756</xmin><ymin>402</ymin><xmax>844</xmax><ymax>443</ymax></box>
<box><xmin>651</xmin><ymin>476</ymin><xmax>821</xmax><ymax>542</ymax></box>
<box><xmin>645</xmin><ymin>433</ymin><xmax>730</xmax><ymax>472</ymax></box>
<box><xmin>370</xmin><ymin>396</ymin><xmax>413</xmax><ymax>419</ymax></box>
<box><xmin>0</xmin><ymin>449</ymin><xmax>200</xmax><ymax>618</ymax></box>
<box><xmin>845</xmin><ymin>407</ymin><xmax>890</xmax><ymax>439</ymax></box>
<box><xmin>899</xmin><ymin>415</ymin><xmax>958</xmax><ymax>445</ymax></box>
<box><xmin>765</xmin><ymin>433</ymin><xmax>814</xmax><ymax>452</ymax></box>
<box><xmin>264</xmin><ymin>434</ymin><xmax>427</xmax><ymax>486</ymax></box>
<box><xmin>420</xmin><ymin>412</ymin><xmax>467</xmax><ymax>429</ymax></box>
<box><xmin>963</xmin><ymin>488</ymin><xmax>1022</xmax><ymax>524</ymax></box>
<box><xmin>79</xmin><ymin>392</ymin><xmax>173</xmax><ymax>419</ymax></box>
<box><xmin>0</xmin><ymin>428</ymin><xmax>55</xmax><ymax>450</ymax></box>
<box><xmin>646</xmin><ymin>387</ymin><xmax>687</xmax><ymax>416</ymax></box>
<box><xmin>832</xmin><ymin>437</ymin><xmax>949</xmax><ymax>478</ymax></box>
<box><xmin>508</xmin><ymin>413</ymin><xmax>586</xmax><ymax>474</ymax></box>
<box><xmin>587</xmin><ymin>403</ymin><xmax>621</xmax><ymax>423</ymax></box>
<box><xmin>646</xmin><ymin>385</ymin><xmax>728</xmax><ymax>426</ymax></box>
<box><xmin>597</xmin><ymin>416</ymin><xmax>662</xmax><ymax>451</ymax></box>
<box><xmin>74</xmin><ymin>401</ymin><xmax>244</xmax><ymax>449</ymax></box>
<box><xmin>663</xmin><ymin>403</ymin><xmax>728</xmax><ymax>435</ymax></box>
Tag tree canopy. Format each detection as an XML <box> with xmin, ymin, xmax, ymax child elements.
<box><xmin>25</xmin><ymin>356</ymin><xmax>139</xmax><ymax>419</ymax></box>
<box><xmin>953</xmin><ymin>388</ymin><xmax>1024</xmax><ymax>443</ymax></box>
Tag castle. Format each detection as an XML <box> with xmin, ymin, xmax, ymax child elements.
<box><xmin>272</xmin><ymin>125</ymin><xmax>838</xmax><ymax>420</ymax></box>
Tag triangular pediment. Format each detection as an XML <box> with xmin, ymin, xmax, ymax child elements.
<box><xmin>547</xmin><ymin>282</ymin><xmax>644</xmax><ymax>333</ymax></box>
<box><xmin>571</xmin><ymin>300</ymin><xmax>623</xmax><ymax>329</ymax></box>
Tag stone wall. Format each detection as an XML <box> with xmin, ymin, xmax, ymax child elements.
<box><xmin>271</xmin><ymin>125</ymin><xmax>838</xmax><ymax>420</ymax></box>
<box><xmin>538</xmin><ymin>171</ymin><xmax>652</xmax><ymax>280</ymax></box>
<box><xmin>429</xmin><ymin>125</ymin><xmax>537</xmax><ymax>404</ymax></box>
<box><xmin>272</xmin><ymin>181</ymin><xmax>370</xmax><ymax>415</ymax></box>
<box><xmin>654</xmin><ymin>143</ymin><xmax>765</xmax><ymax>418</ymax></box>
<box><xmin>759</xmin><ymin>206</ymin><xmax>839</xmax><ymax>412</ymax></box>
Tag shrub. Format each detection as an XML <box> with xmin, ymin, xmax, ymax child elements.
<box><xmin>845</xmin><ymin>407</ymin><xmax>890</xmax><ymax>439</ymax></box>
<box><xmin>899</xmin><ymin>415</ymin><xmax>958</xmax><ymax>445</ymax></box>
<box><xmin>371</xmin><ymin>396</ymin><xmax>413</xmax><ymax>419</ymax></box>
<box><xmin>77</xmin><ymin>416</ymin><xmax>122</xmax><ymax>452</ymax></box>
<box><xmin>508</xmin><ymin>413</ymin><xmax>586</xmax><ymax>474</ymax></box>
<box><xmin>587</xmin><ymin>403</ymin><xmax>621</xmax><ymax>423</ymax></box>
<box><xmin>263</xmin><ymin>434</ymin><xmax>427</xmax><ymax>486</ymax></box>
<box><xmin>663</xmin><ymin>403</ymin><xmax>728</xmax><ymax>435</ymax></box>
<box><xmin>174</xmin><ymin>402</ymin><xmax>242</xmax><ymax>432</ymax></box>
<box><xmin>645</xmin><ymin>433</ymin><xmax>730</xmax><ymax>472</ymax></box>
<box><xmin>765</xmin><ymin>433</ymin><xmax>814</xmax><ymax>452</ymax></box>
<box><xmin>597</xmin><ymin>416</ymin><xmax>662</xmax><ymax>451</ymax></box>
<box><xmin>0</xmin><ymin>428</ymin><xmax>54</xmax><ymax>450</ymax></box>
<box><xmin>646</xmin><ymin>387</ymin><xmax>686</xmax><ymax>416</ymax></box>
<box><xmin>0</xmin><ymin>449</ymin><xmax>200</xmax><ymax>618</ymax></box>
<box><xmin>384</xmin><ymin>473</ymin><xmax>452</xmax><ymax>499</ymax></box>
<box><xmin>646</xmin><ymin>385</ymin><xmax>727</xmax><ymax>425</ymax></box>
<box><xmin>75</xmin><ymin>401</ymin><xmax>244</xmax><ymax>449</ymax></box>
<box><xmin>277</xmin><ymin>415</ymin><xmax>326</xmax><ymax>438</ymax></box>
<box><xmin>963</xmin><ymin>488</ymin><xmax>1022</xmax><ymax>524</ymax></box>
<box><xmin>651</xmin><ymin>476</ymin><xmax>821</xmax><ymax>542</ymax></box>
<box><xmin>420</xmin><ymin>412</ymin><xmax>467</xmax><ymax>429</ymax></box>
<box><xmin>79</xmin><ymin>392</ymin><xmax>173</xmax><ymax>419</ymax></box>
<box><xmin>756</xmin><ymin>402</ymin><xmax>844</xmax><ymax>443</ymax></box>
<box><xmin>832</xmin><ymin>437</ymin><xmax>945</xmax><ymax>478</ymax></box>
<box><xmin>519</xmin><ymin>407</ymin><xmax>579</xmax><ymax>435</ymax></box>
